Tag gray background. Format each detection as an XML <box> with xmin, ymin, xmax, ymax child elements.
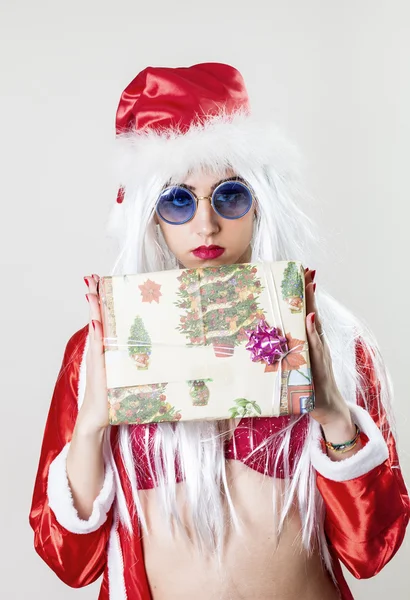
<box><xmin>1</xmin><ymin>0</ymin><xmax>409</xmax><ymax>598</ymax></box>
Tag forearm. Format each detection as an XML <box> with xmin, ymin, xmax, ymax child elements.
<box><xmin>311</xmin><ymin>401</ymin><xmax>409</xmax><ymax>578</ymax></box>
<box><xmin>66</xmin><ymin>409</ymin><xmax>106</xmax><ymax>519</ymax></box>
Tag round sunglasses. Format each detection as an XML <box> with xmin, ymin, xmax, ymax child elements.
<box><xmin>155</xmin><ymin>178</ymin><xmax>254</xmax><ymax>225</ymax></box>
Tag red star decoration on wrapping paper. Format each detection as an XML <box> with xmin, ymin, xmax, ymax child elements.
<box><xmin>264</xmin><ymin>333</ymin><xmax>307</xmax><ymax>372</ymax></box>
<box><xmin>139</xmin><ymin>279</ymin><xmax>162</xmax><ymax>304</ymax></box>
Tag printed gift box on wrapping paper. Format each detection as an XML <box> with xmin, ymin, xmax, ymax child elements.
<box><xmin>98</xmin><ymin>261</ymin><xmax>315</xmax><ymax>425</ymax></box>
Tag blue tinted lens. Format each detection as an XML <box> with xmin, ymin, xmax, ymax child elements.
<box><xmin>156</xmin><ymin>187</ymin><xmax>196</xmax><ymax>224</ymax></box>
<box><xmin>213</xmin><ymin>181</ymin><xmax>253</xmax><ymax>219</ymax></box>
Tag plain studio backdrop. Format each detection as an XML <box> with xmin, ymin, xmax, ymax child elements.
<box><xmin>1</xmin><ymin>1</ymin><xmax>409</xmax><ymax>598</ymax></box>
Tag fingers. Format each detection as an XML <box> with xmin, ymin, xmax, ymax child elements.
<box><xmin>84</xmin><ymin>274</ymin><xmax>104</xmax><ymax>352</ymax></box>
<box><xmin>304</xmin><ymin>267</ymin><xmax>324</xmax><ymax>338</ymax></box>
<box><xmin>306</xmin><ymin>309</ymin><xmax>330</xmax><ymax>389</ymax></box>
<box><xmin>304</xmin><ymin>268</ymin><xmax>317</xmax><ymax>327</ymax></box>
<box><xmin>85</xmin><ymin>277</ymin><xmax>101</xmax><ymax>321</ymax></box>
<box><xmin>304</xmin><ymin>269</ymin><xmax>337</xmax><ymax>398</ymax></box>
<box><xmin>304</xmin><ymin>267</ymin><xmax>316</xmax><ymax>287</ymax></box>
<box><xmin>307</xmin><ymin>311</ymin><xmax>322</xmax><ymax>348</ymax></box>
<box><xmin>81</xmin><ymin>275</ymin><xmax>109</xmax><ymax>429</ymax></box>
<box><xmin>308</xmin><ymin>286</ymin><xmax>324</xmax><ymax>337</ymax></box>
<box><xmin>305</xmin><ymin>279</ymin><xmax>315</xmax><ymax>317</ymax></box>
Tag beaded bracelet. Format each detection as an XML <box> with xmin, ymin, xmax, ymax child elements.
<box><xmin>322</xmin><ymin>424</ymin><xmax>361</xmax><ymax>454</ymax></box>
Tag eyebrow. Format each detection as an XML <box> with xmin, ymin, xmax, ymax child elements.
<box><xmin>184</xmin><ymin>176</ymin><xmax>243</xmax><ymax>193</ymax></box>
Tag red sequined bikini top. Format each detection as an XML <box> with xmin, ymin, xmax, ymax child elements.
<box><xmin>130</xmin><ymin>416</ymin><xmax>309</xmax><ymax>490</ymax></box>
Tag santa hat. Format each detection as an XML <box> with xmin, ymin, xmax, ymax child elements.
<box><xmin>116</xmin><ymin>63</ymin><xmax>250</xmax><ymax>141</ymax></box>
<box><xmin>107</xmin><ymin>62</ymin><xmax>302</xmax><ymax>247</ymax></box>
<box><xmin>113</xmin><ymin>62</ymin><xmax>249</xmax><ymax>202</ymax></box>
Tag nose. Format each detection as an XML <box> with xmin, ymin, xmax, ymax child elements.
<box><xmin>193</xmin><ymin>197</ymin><xmax>220</xmax><ymax>238</ymax></box>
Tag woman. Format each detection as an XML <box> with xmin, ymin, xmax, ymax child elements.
<box><xmin>29</xmin><ymin>62</ymin><xmax>409</xmax><ymax>599</ymax></box>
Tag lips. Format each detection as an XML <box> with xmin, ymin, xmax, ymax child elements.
<box><xmin>192</xmin><ymin>245</ymin><xmax>225</xmax><ymax>260</ymax></box>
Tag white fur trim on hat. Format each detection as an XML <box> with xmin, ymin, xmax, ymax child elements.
<box><xmin>310</xmin><ymin>402</ymin><xmax>389</xmax><ymax>482</ymax></box>
<box><xmin>115</xmin><ymin>110</ymin><xmax>302</xmax><ymax>182</ymax></box>
<box><xmin>47</xmin><ymin>442</ymin><xmax>115</xmax><ymax>534</ymax></box>
<box><xmin>116</xmin><ymin>110</ymin><xmax>303</xmax><ymax>183</ymax></box>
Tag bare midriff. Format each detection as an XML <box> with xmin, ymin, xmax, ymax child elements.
<box><xmin>139</xmin><ymin>460</ymin><xmax>340</xmax><ymax>600</ymax></box>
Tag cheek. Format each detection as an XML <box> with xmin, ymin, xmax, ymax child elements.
<box><xmin>225</xmin><ymin>217</ymin><xmax>254</xmax><ymax>243</ymax></box>
<box><xmin>160</xmin><ymin>223</ymin><xmax>189</xmax><ymax>251</ymax></box>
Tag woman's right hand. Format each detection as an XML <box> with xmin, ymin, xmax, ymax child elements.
<box><xmin>78</xmin><ymin>274</ymin><xmax>110</xmax><ymax>433</ymax></box>
<box><xmin>66</xmin><ymin>274</ymin><xmax>109</xmax><ymax>518</ymax></box>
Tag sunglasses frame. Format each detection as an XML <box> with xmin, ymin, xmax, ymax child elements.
<box><xmin>155</xmin><ymin>177</ymin><xmax>255</xmax><ymax>225</ymax></box>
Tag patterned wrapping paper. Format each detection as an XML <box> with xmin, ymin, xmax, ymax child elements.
<box><xmin>98</xmin><ymin>261</ymin><xmax>315</xmax><ymax>425</ymax></box>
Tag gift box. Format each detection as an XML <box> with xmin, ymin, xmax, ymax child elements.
<box><xmin>98</xmin><ymin>261</ymin><xmax>315</xmax><ymax>425</ymax></box>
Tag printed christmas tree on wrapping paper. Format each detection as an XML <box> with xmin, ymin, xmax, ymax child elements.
<box><xmin>281</xmin><ymin>262</ymin><xmax>304</xmax><ymax>313</ymax></box>
<box><xmin>108</xmin><ymin>383</ymin><xmax>182</xmax><ymax>425</ymax></box>
<box><xmin>175</xmin><ymin>264</ymin><xmax>265</xmax><ymax>357</ymax></box>
<box><xmin>128</xmin><ymin>315</ymin><xmax>152</xmax><ymax>370</ymax></box>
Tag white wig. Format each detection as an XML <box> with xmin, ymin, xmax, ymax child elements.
<box><xmin>103</xmin><ymin>109</ymin><xmax>396</xmax><ymax>580</ymax></box>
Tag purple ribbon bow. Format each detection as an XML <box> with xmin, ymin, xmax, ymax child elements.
<box><xmin>245</xmin><ymin>320</ymin><xmax>289</xmax><ymax>365</ymax></box>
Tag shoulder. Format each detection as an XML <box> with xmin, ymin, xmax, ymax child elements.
<box><xmin>354</xmin><ymin>335</ymin><xmax>381</xmax><ymax>389</ymax></box>
<box><xmin>63</xmin><ymin>324</ymin><xmax>89</xmax><ymax>363</ymax></box>
<box><xmin>354</xmin><ymin>336</ymin><xmax>372</xmax><ymax>362</ymax></box>
<box><xmin>55</xmin><ymin>324</ymin><xmax>89</xmax><ymax>388</ymax></box>
<box><xmin>66</xmin><ymin>323</ymin><xmax>89</xmax><ymax>351</ymax></box>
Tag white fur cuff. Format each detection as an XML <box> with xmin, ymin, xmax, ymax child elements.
<box><xmin>310</xmin><ymin>402</ymin><xmax>389</xmax><ymax>482</ymax></box>
<box><xmin>47</xmin><ymin>442</ymin><xmax>115</xmax><ymax>534</ymax></box>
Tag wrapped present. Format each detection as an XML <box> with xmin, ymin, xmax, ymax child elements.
<box><xmin>98</xmin><ymin>261</ymin><xmax>315</xmax><ymax>425</ymax></box>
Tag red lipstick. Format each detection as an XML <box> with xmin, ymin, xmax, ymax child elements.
<box><xmin>192</xmin><ymin>245</ymin><xmax>225</xmax><ymax>260</ymax></box>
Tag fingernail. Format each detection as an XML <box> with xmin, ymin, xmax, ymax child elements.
<box><xmin>310</xmin><ymin>313</ymin><xmax>316</xmax><ymax>325</ymax></box>
<box><xmin>311</xmin><ymin>270</ymin><xmax>316</xmax><ymax>281</ymax></box>
<box><xmin>84</xmin><ymin>276</ymin><xmax>90</xmax><ymax>288</ymax></box>
<box><xmin>313</xmin><ymin>283</ymin><xmax>317</xmax><ymax>293</ymax></box>
<box><xmin>92</xmin><ymin>320</ymin><xmax>96</xmax><ymax>330</ymax></box>
<box><xmin>92</xmin><ymin>274</ymin><xmax>100</xmax><ymax>281</ymax></box>
<box><xmin>85</xmin><ymin>294</ymin><xmax>90</xmax><ymax>303</ymax></box>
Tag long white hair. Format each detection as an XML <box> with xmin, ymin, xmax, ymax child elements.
<box><xmin>102</xmin><ymin>110</ymin><xmax>396</xmax><ymax>578</ymax></box>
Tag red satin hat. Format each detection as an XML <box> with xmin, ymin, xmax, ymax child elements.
<box><xmin>115</xmin><ymin>62</ymin><xmax>250</xmax><ymax>135</ymax></box>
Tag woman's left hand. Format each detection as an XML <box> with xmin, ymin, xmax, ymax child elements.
<box><xmin>304</xmin><ymin>268</ymin><xmax>354</xmax><ymax>430</ymax></box>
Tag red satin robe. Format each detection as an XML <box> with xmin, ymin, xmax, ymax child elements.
<box><xmin>29</xmin><ymin>324</ymin><xmax>409</xmax><ymax>599</ymax></box>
